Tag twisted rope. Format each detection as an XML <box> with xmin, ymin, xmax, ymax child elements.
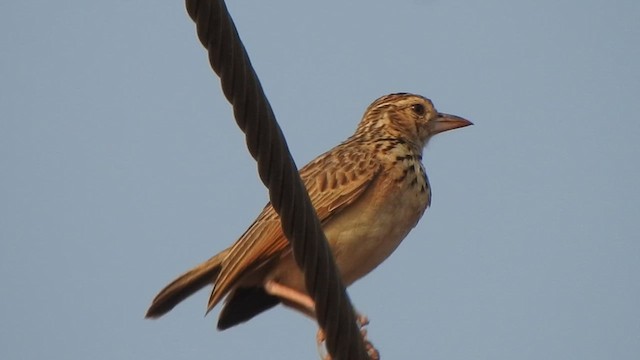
<box><xmin>184</xmin><ymin>1</ymin><xmax>370</xmax><ymax>359</ymax></box>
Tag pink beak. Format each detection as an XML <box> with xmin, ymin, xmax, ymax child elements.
<box><xmin>431</xmin><ymin>113</ymin><xmax>473</xmax><ymax>135</ymax></box>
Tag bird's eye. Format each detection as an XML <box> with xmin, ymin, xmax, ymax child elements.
<box><xmin>411</xmin><ymin>103</ymin><xmax>426</xmax><ymax>116</ymax></box>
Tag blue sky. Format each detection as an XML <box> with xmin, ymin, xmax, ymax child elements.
<box><xmin>1</xmin><ymin>1</ymin><xmax>639</xmax><ymax>359</ymax></box>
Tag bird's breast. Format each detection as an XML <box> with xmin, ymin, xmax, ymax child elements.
<box><xmin>326</xmin><ymin>159</ymin><xmax>431</xmax><ymax>285</ymax></box>
<box><xmin>266</xmin><ymin>156</ymin><xmax>431</xmax><ymax>294</ymax></box>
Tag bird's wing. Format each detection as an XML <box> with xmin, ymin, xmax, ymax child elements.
<box><xmin>207</xmin><ymin>143</ymin><xmax>380</xmax><ymax>310</ymax></box>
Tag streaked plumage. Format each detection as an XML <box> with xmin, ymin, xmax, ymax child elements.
<box><xmin>146</xmin><ymin>93</ymin><xmax>472</xmax><ymax>330</ymax></box>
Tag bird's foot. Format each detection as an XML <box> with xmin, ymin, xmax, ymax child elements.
<box><xmin>316</xmin><ymin>313</ymin><xmax>379</xmax><ymax>360</ymax></box>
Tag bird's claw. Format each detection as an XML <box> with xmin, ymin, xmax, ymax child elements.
<box><xmin>316</xmin><ymin>313</ymin><xmax>378</xmax><ymax>360</ymax></box>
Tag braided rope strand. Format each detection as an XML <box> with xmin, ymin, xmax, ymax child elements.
<box><xmin>184</xmin><ymin>1</ymin><xmax>370</xmax><ymax>358</ymax></box>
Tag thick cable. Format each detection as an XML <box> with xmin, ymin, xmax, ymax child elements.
<box><xmin>184</xmin><ymin>1</ymin><xmax>370</xmax><ymax>359</ymax></box>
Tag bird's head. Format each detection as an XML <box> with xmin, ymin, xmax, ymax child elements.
<box><xmin>354</xmin><ymin>93</ymin><xmax>472</xmax><ymax>149</ymax></box>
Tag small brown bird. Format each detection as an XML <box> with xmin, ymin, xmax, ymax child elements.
<box><xmin>146</xmin><ymin>93</ymin><xmax>471</xmax><ymax>330</ymax></box>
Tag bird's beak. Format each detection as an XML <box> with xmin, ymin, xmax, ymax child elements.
<box><xmin>430</xmin><ymin>113</ymin><xmax>473</xmax><ymax>135</ymax></box>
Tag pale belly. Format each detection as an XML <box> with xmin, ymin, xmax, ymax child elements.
<box><xmin>268</xmin><ymin>175</ymin><xmax>429</xmax><ymax>293</ymax></box>
<box><xmin>328</xmin><ymin>178</ymin><xmax>429</xmax><ymax>285</ymax></box>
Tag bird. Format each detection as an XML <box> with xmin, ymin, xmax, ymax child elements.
<box><xmin>145</xmin><ymin>93</ymin><xmax>472</xmax><ymax>331</ymax></box>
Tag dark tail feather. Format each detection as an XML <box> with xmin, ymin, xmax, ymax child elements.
<box><xmin>217</xmin><ymin>287</ymin><xmax>280</xmax><ymax>330</ymax></box>
<box><xmin>146</xmin><ymin>254</ymin><xmax>223</xmax><ymax>318</ymax></box>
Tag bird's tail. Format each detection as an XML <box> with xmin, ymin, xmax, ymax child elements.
<box><xmin>145</xmin><ymin>251</ymin><xmax>226</xmax><ymax>319</ymax></box>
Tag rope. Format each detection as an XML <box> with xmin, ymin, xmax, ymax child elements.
<box><xmin>184</xmin><ymin>1</ymin><xmax>370</xmax><ymax>359</ymax></box>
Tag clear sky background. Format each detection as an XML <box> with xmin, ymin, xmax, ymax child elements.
<box><xmin>2</xmin><ymin>1</ymin><xmax>639</xmax><ymax>359</ymax></box>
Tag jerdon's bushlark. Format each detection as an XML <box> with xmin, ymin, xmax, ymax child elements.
<box><xmin>146</xmin><ymin>93</ymin><xmax>472</xmax><ymax>330</ymax></box>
